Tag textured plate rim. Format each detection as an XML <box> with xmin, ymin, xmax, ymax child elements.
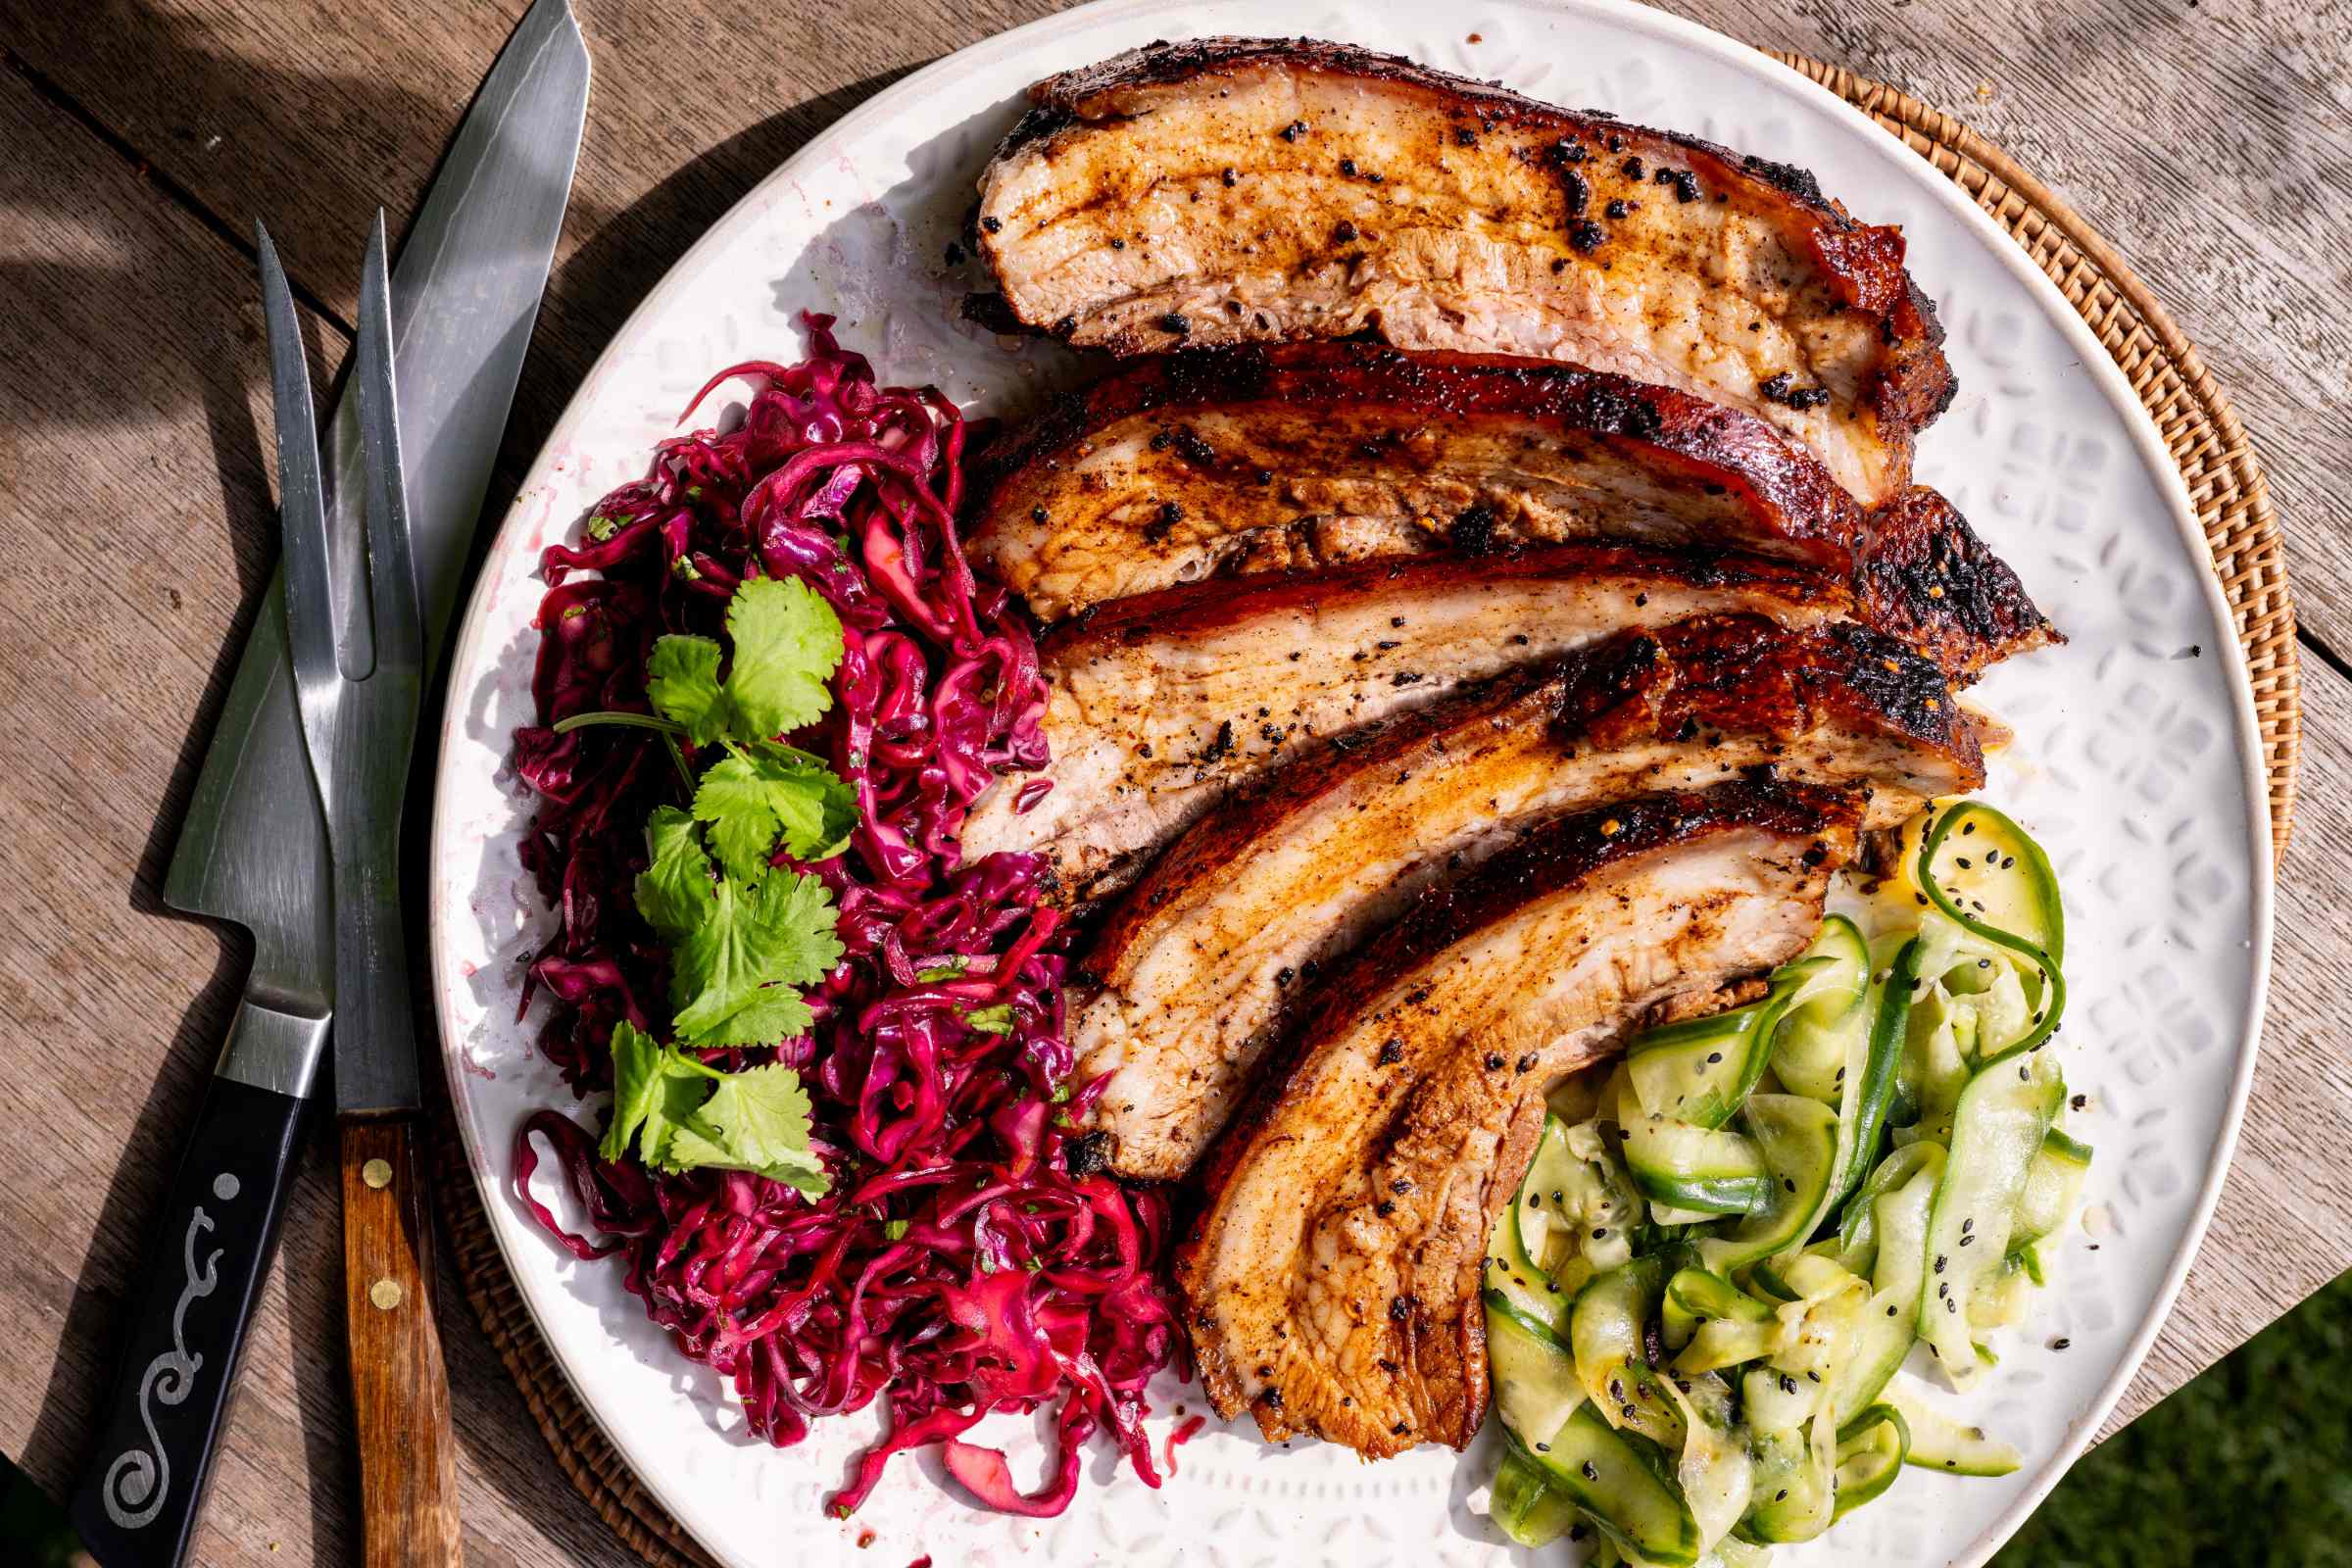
<box><xmin>426</xmin><ymin>2</ymin><xmax>2278</xmax><ymax>1563</ymax></box>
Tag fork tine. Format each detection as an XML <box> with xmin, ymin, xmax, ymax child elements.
<box><xmin>356</xmin><ymin>210</ymin><xmax>423</xmax><ymax>674</ymax></box>
<box><xmin>259</xmin><ymin>221</ymin><xmax>339</xmax><ymax>704</ymax></box>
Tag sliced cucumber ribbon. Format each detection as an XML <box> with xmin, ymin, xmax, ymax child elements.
<box><xmin>1916</xmin><ymin>802</ymin><xmax>2067</xmax><ymax>1061</ymax></box>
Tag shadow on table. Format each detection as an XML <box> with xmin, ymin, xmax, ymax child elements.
<box><xmin>9</xmin><ymin>335</ymin><xmax>321</xmax><ymax>1512</ymax></box>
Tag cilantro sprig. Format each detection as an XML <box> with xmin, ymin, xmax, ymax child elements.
<box><xmin>559</xmin><ymin>571</ymin><xmax>864</xmax><ymax>1191</ymax></box>
<box><xmin>603</xmin><ymin>1021</ymin><xmax>828</xmax><ymax>1196</ymax></box>
<box><xmin>650</xmin><ymin>574</ymin><xmax>844</xmax><ymax>746</ymax></box>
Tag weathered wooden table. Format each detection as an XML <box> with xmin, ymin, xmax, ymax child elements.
<box><xmin>2</xmin><ymin>1</ymin><xmax>2346</xmax><ymax>1562</ymax></box>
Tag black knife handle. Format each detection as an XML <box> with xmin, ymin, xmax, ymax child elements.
<box><xmin>71</xmin><ymin>999</ymin><xmax>321</xmax><ymax>1568</ymax></box>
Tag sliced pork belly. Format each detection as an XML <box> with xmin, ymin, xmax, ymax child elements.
<box><xmin>1858</xmin><ymin>486</ymin><xmax>2060</xmax><ymax>679</ymax></box>
<box><xmin>956</xmin><ymin>544</ymin><xmax>1847</xmax><ymax>901</ymax></box>
<box><xmin>976</xmin><ymin>37</ymin><xmax>1952</xmax><ymax>507</ymax></box>
<box><xmin>1075</xmin><ymin>614</ymin><xmax>1980</xmax><ymax>1180</ymax></box>
<box><xmin>1178</xmin><ymin>782</ymin><xmax>1862</xmax><ymax>1455</ymax></box>
<box><xmin>968</xmin><ymin>343</ymin><xmax>1869</xmax><ymax>618</ymax></box>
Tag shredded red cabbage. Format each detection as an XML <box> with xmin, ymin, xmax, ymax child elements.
<box><xmin>510</xmin><ymin>316</ymin><xmax>1181</xmax><ymax>1518</ymax></box>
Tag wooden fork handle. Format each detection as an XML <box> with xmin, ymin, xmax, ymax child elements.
<box><xmin>341</xmin><ymin>1114</ymin><xmax>463</xmax><ymax>1568</ymax></box>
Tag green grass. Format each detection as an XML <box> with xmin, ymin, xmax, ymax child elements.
<box><xmin>5</xmin><ymin>1270</ymin><xmax>2348</xmax><ymax>1563</ymax></box>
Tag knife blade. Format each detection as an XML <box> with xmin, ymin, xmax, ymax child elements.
<box><xmin>69</xmin><ymin>5</ymin><xmax>589</xmax><ymax>1565</ymax></box>
<box><xmin>167</xmin><ymin>0</ymin><xmax>589</xmax><ymax>967</ymax></box>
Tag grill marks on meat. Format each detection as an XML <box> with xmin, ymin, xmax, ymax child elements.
<box><xmin>968</xmin><ymin>344</ymin><xmax>1870</xmax><ymax>617</ymax></box>
<box><xmin>976</xmin><ymin>36</ymin><xmax>1952</xmax><ymax>508</ymax></box>
<box><xmin>1073</xmin><ymin>614</ymin><xmax>1981</xmax><ymax>1181</ymax></box>
<box><xmin>1177</xmin><ymin>783</ymin><xmax>1863</xmax><ymax>1455</ymax></box>
<box><xmin>955</xmin><ymin>544</ymin><xmax>1848</xmax><ymax>901</ymax></box>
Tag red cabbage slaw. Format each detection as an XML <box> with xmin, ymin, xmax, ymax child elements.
<box><xmin>510</xmin><ymin>317</ymin><xmax>1183</xmax><ymax>1518</ymax></box>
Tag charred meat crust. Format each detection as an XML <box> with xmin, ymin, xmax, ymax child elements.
<box><xmin>1179</xmin><ymin>780</ymin><xmax>1865</xmax><ymax>1451</ymax></box>
<box><xmin>1044</xmin><ymin>540</ymin><xmax>1844</xmax><ymax>659</ymax></box>
<box><xmin>1857</xmin><ymin>486</ymin><xmax>2061</xmax><ymax>678</ymax></box>
<box><xmin>1554</xmin><ymin>613</ymin><xmax>1984</xmax><ymax>781</ymax></box>
<box><xmin>980</xmin><ymin>35</ymin><xmax>1954</xmax><ymax>498</ymax></box>
<box><xmin>968</xmin><ymin>342</ymin><xmax>1875</xmax><ymax>598</ymax></box>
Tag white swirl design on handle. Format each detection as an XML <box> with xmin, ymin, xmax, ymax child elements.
<box><xmin>100</xmin><ymin>1176</ymin><xmax>234</xmax><ymax>1530</ymax></box>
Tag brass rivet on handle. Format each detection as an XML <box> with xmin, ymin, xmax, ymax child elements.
<box><xmin>362</xmin><ymin>1157</ymin><xmax>394</xmax><ymax>1189</ymax></box>
<box><xmin>369</xmin><ymin>1278</ymin><xmax>404</xmax><ymax>1310</ymax></box>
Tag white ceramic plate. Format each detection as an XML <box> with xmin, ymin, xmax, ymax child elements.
<box><xmin>428</xmin><ymin>3</ymin><xmax>2276</xmax><ymax>1564</ymax></box>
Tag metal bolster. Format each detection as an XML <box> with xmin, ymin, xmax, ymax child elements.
<box><xmin>216</xmin><ymin>994</ymin><xmax>332</xmax><ymax>1100</ymax></box>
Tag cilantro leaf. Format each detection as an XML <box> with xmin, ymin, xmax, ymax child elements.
<box><xmin>603</xmin><ymin>1029</ymin><xmax>829</xmax><ymax>1197</ymax></box>
<box><xmin>692</xmin><ymin>745</ymin><xmax>858</xmax><ymax>884</ymax></box>
<box><xmin>600</xmin><ymin>1020</ymin><xmax>714</xmax><ymax>1167</ymax></box>
<box><xmin>723</xmin><ymin>575</ymin><xmax>844</xmax><ymax>742</ymax></box>
<box><xmin>647</xmin><ymin>634</ymin><xmax>729</xmax><ymax>746</ymax></box>
<box><xmin>669</xmin><ymin>870</ymin><xmax>845</xmax><ymax>1048</ymax></box>
<box><xmin>635</xmin><ymin>806</ymin><xmax>716</xmax><ymax>942</ymax></box>
<box><xmin>659</xmin><ymin>1062</ymin><xmax>827</xmax><ymax>1195</ymax></box>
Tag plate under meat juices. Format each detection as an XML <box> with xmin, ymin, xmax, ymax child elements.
<box><xmin>428</xmin><ymin>9</ymin><xmax>2271</xmax><ymax>1568</ymax></box>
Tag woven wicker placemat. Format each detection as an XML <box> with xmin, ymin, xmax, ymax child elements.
<box><xmin>430</xmin><ymin>59</ymin><xmax>2302</xmax><ymax>1568</ymax></box>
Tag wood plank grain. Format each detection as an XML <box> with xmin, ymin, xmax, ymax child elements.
<box><xmin>7</xmin><ymin>0</ymin><xmax>2349</xmax><ymax>653</ymax></box>
<box><xmin>0</xmin><ymin>64</ymin><xmax>637</xmax><ymax>1567</ymax></box>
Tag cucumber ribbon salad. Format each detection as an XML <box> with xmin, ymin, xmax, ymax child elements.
<box><xmin>1484</xmin><ymin>802</ymin><xmax>2087</xmax><ymax>1565</ymax></box>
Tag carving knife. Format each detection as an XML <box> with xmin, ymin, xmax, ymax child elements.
<box><xmin>69</xmin><ymin>4</ymin><xmax>589</xmax><ymax>1564</ymax></box>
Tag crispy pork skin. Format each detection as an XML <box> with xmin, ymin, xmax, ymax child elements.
<box><xmin>969</xmin><ymin>344</ymin><xmax>1870</xmax><ymax>617</ymax></box>
<box><xmin>956</xmin><ymin>545</ymin><xmax>1847</xmax><ymax>901</ymax></box>
<box><xmin>1858</xmin><ymin>486</ymin><xmax>2059</xmax><ymax>679</ymax></box>
<box><xmin>1178</xmin><ymin>783</ymin><xmax>1862</xmax><ymax>1455</ymax></box>
<box><xmin>965</xmin><ymin>344</ymin><xmax>2055</xmax><ymax>677</ymax></box>
<box><xmin>1075</xmin><ymin>615</ymin><xmax>1980</xmax><ymax>1180</ymax></box>
<box><xmin>976</xmin><ymin>37</ymin><xmax>1951</xmax><ymax>507</ymax></box>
